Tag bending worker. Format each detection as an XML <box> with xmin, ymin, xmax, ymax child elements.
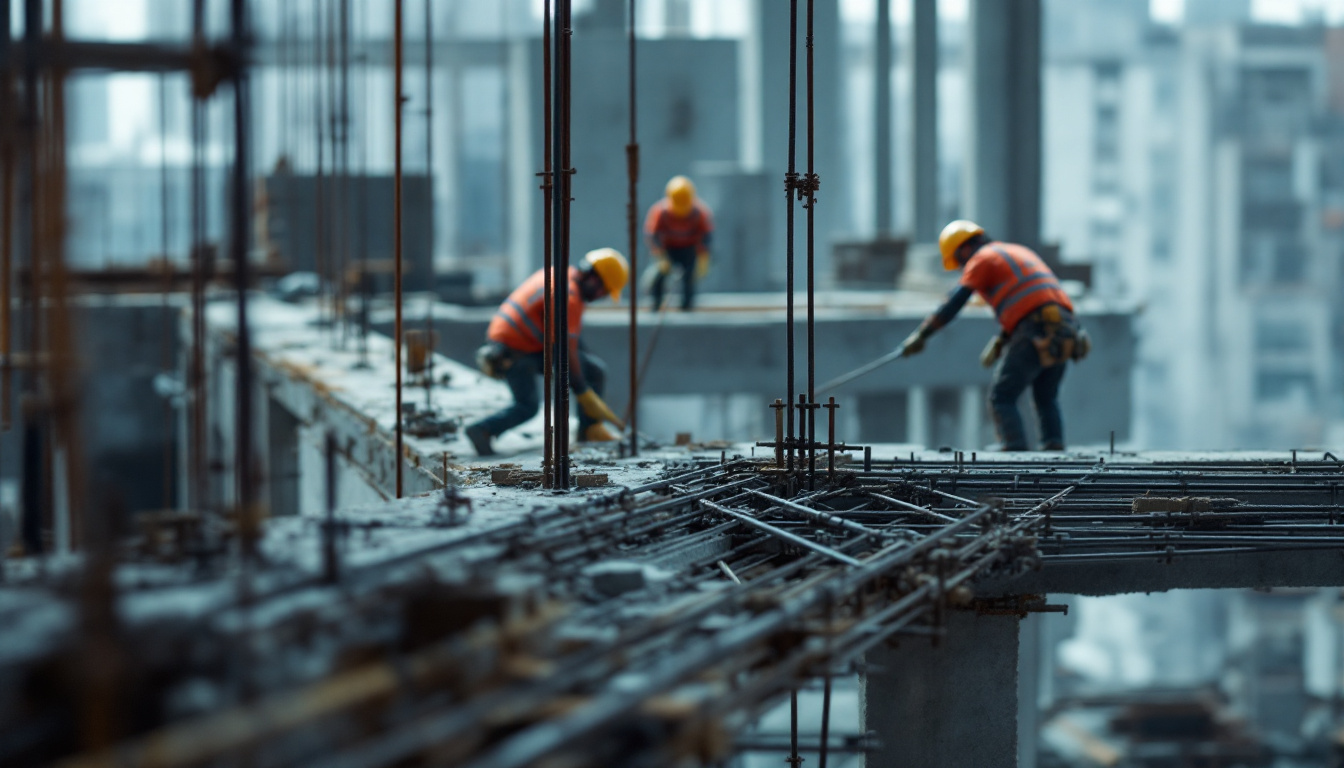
<box><xmin>644</xmin><ymin>175</ymin><xmax>714</xmax><ymax>311</ymax></box>
<box><xmin>898</xmin><ymin>220</ymin><xmax>1089</xmax><ymax>451</ymax></box>
<box><xmin>465</xmin><ymin>248</ymin><xmax>629</xmax><ymax>457</ymax></box>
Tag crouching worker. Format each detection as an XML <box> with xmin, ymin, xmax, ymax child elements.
<box><xmin>898</xmin><ymin>220</ymin><xmax>1091</xmax><ymax>451</ymax></box>
<box><xmin>465</xmin><ymin>248</ymin><xmax>629</xmax><ymax>457</ymax></box>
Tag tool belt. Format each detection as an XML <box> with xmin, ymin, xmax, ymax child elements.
<box><xmin>1028</xmin><ymin>304</ymin><xmax>1089</xmax><ymax>367</ymax></box>
<box><xmin>475</xmin><ymin>341</ymin><xmax>515</xmax><ymax>379</ymax></box>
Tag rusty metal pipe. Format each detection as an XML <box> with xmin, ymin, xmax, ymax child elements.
<box><xmin>393</xmin><ymin>0</ymin><xmax>405</xmax><ymax>498</ymax></box>
<box><xmin>541</xmin><ymin>0</ymin><xmax>553</xmax><ymax>485</ymax></box>
<box><xmin>626</xmin><ymin>0</ymin><xmax>639</xmax><ymax>457</ymax></box>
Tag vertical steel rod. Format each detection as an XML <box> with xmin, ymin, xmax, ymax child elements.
<box><xmin>158</xmin><ymin>72</ymin><xmax>173</xmax><ymax>511</ymax></box>
<box><xmin>423</xmin><ymin>0</ymin><xmax>434</xmax><ymax>410</ymax></box>
<box><xmin>552</xmin><ymin>0</ymin><xmax>573</xmax><ymax>488</ymax></box>
<box><xmin>357</xmin><ymin>0</ymin><xmax>371</xmax><ymax>365</ymax></box>
<box><xmin>805</xmin><ymin>0</ymin><xmax>817</xmax><ymax>486</ymax></box>
<box><xmin>0</xmin><ymin>0</ymin><xmax>13</xmax><ymax>433</ymax></box>
<box><xmin>541</xmin><ymin>0</ymin><xmax>554</xmax><ymax>486</ymax></box>
<box><xmin>18</xmin><ymin>0</ymin><xmax>43</xmax><ymax>555</ymax></box>
<box><xmin>314</xmin><ymin>0</ymin><xmax>328</xmax><ymax>330</ymax></box>
<box><xmin>784</xmin><ymin>0</ymin><xmax>798</xmax><ymax>474</ymax></box>
<box><xmin>337</xmin><ymin>0</ymin><xmax>353</xmax><ymax>347</ymax></box>
<box><xmin>393</xmin><ymin>0</ymin><xmax>405</xmax><ymax>498</ymax></box>
<box><xmin>231</xmin><ymin>0</ymin><xmax>256</xmax><ymax>553</ymax></box>
<box><xmin>189</xmin><ymin>0</ymin><xmax>207</xmax><ymax>518</ymax></box>
<box><xmin>626</xmin><ymin>0</ymin><xmax>639</xmax><ymax>457</ymax></box>
<box><xmin>818</xmin><ymin>673</ymin><xmax>833</xmax><ymax>768</ymax></box>
<box><xmin>322</xmin><ymin>432</ymin><xmax>338</xmax><ymax>583</ymax></box>
<box><xmin>788</xmin><ymin>690</ymin><xmax>801</xmax><ymax>766</ymax></box>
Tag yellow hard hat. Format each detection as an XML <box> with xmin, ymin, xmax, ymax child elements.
<box><xmin>666</xmin><ymin>175</ymin><xmax>695</xmax><ymax>217</ymax></box>
<box><xmin>937</xmin><ymin>219</ymin><xmax>986</xmax><ymax>271</ymax></box>
<box><xmin>583</xmin><ymin>247</ymin><xmax>629</xmax><ymax>302</ymax></box>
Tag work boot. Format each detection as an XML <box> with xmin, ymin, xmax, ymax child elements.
<box><xmin>465</xmin><ymin>423</ymin><xmax>495</xmax><ymax>456</ymax></box>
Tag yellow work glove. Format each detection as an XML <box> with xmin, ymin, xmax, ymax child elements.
<box><xmin>654</xmin><ymin>251</ymin><xmax>672</xmax><ymax>275</ymax></box>
<box><xmin>576</xmin><ymin>388</ymin><xmax>625</xmax><ymax>430</ymax></box>
<box><xmin>695</xmin><ymin>252</ymin><xmax>710</xmax><ymax>279</ymax></box>
<box><xmin>583</xmin><ymin>423</ymin><xmax>618</xmax><ymax>442</ymax></box>
<box><xmin>980</xmin><ymin>334</ymin><xmax>1005</xmax><ymax>368</ymax></box>
<box><xmin>899</xmin><ymin>330</ymin><xmax>926</xmax><ymax>357</ymax></box>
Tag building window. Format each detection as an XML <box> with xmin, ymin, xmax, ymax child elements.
<box><xmin>1255</xmin><ymin>370</ymin><xmax>1316</xmax><ymax>404</ymax></box>
<box><xmin>1254</xmin><ymin>319</ymin><xmax>1307</xmax><ymax>354</ymax></box>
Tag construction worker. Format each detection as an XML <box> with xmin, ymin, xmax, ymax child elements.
<box><xmin>465</xmin><ymin>248</ymin><xmax>629</xmax><ymax>457</ymax></box>
<box><xmin>644</xmin><ymin>175</ymin><xmax>714</xmax><ymax>311</ymax></box>
<box><xmin>898</xmin><ymin>220</ymin><xmax>1090</xmax><ymax>451</ymax></box>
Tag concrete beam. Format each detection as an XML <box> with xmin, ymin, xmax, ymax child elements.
<box><xmin>979</xmin><ymin>547</ymin><xmax>1344</xmax><ymax>597</ymax></box>
<box><xmin>862</xmin><ymin>609</ymin><xmax>1021</xmax><ymax>767</ymax></box>
<box><xmin>395</xmin><ymin>298</ymin><xmax>1136</xmax><ymax>445</ymax></box>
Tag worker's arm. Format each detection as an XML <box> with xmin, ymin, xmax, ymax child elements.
<box><xmin>901</xmin><ymin>285</ymin><xmax>974</xmax><ymax>356</ymax></box>
<box><xmin>570</xmin><ymin>335</ymin><xmax>624</xmax><ymax>429</ymax></box>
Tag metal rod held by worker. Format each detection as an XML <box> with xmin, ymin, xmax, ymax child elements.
<box><xmin>818</xmin><ymin>347</ymin><xmax>905</xmax><ymax>394</ymax></box>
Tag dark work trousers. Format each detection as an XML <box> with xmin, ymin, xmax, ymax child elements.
<box><xmin>649</xmin><ymin>246</ymin><xmax>699</xmax><ymax>311</ymax></box>
<box><xmin>989</xmin><ymin>316</ymin><xmax>1070</xmax><ymax>450</ymax></box>
<box><xmin>475</xmin><ymin>348</ymin><xmax>607</xmax><ymax>437</ymax></box>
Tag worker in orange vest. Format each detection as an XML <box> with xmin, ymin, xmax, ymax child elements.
<box><xmin>465</xmin><ymin>248</ymin><xmax>629</xmax><ymax>457</ymax></box>
<box><xmin>644</xmin><ymin>175</ymin><xmax>714</xmax><ymax>311</ymax></box>
<box><xmin>899</xmin><ymin>220</ymin><xmax>1090</xmax><ymax>450</ymax></box>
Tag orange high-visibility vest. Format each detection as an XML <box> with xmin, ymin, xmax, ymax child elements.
<box><xmin>487</xmin><ymin>267</ymin><xmax>584</xmax><ymax>353</ymax></box>
<box><xmin>959</xmin><ymin>242</ymin><xmax>1073</xmax><ymax>332</ymax></box>
<box><xmin>644</xmin><ymin>199</ymin><xmax>714</xmax><ymax>250</ymax></box>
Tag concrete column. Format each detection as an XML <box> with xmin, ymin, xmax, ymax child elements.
<box><xmin>862</xmin><ymin>610</ymin><xmax>1022</xmax><ymax>767</ymax></box>
<box><xmin>1018</xmin><ymin>613</ymin><xmax>1042</xmax><ymax>768</ymax></box>
<box><xmin>578</xmin><ymin>0</ymin><xmax>625</xmax><ymax>32</ymax></box>
<box><xmin>505</xmin><ymin>41</ymin><xmax>533</xmax><ymax>287</ymax></box>
<box><xmin>911</xmin><ymin>0</ymin><xmax>939</xmax><ymax>242</ymax></box>
<box><xmin>908</xmin><ymin>386</ymin><xmax>929</xmax><ymax>448</ymax></box>
<box><xmin>960</xmin><ymin>384</ymin><xmax>982</xmax><ymax>450</ymax></box>
<box><xmin>875</xmin><ymin>0</ymin><xmax>893</xmax><ymax>235</ymax></box>
<box><xmin>965</xmin><ymin>0</ymin><xmax>1041</xmax><ymax>246</ymax></box>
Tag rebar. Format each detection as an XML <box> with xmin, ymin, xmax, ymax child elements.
<box><xmin>626</xmin><ymin>0</ymin><xmax>639</xmax><ymax>457</ymax></box>
<box><xmin>392</xmin><ymin>0</ymin><xmax>405</xmax><ymax>498</ymax></box>
<box><xmin>541</xmin><ymin>0</ymin><xmax>554</xmax><ymax>485</ymax></box>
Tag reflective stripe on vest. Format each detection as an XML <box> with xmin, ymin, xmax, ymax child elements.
<box><xmin>987</xmin><ymin>246</ymin><xmax>1062</xmax><ymax>319</ymax></box>
<box><xmin>494</xmin><ymin>297</ymin><xmax>544</xmax><ymax>347</ymax></box>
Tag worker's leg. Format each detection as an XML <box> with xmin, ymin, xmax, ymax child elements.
<box><xmin>988</xmin><ymin>331</ymin><xmax>1041</xmax><ymax>451</ymax></box>
<box><xmin>649</xmin><ymin>264</ymin><xmax>669</xmax><ymax>310</ymax></box>
<box><xmin>474</xmin><ymin>352</ymin><xmax>543</xmax><ymax>437</ymax></box>
<box><xmin>1031</xmin><ymin>362</ymin><xmax>1067</xmax><ymax>450</ymax></box>
<box><xmin>668</xmin><ymin>248</ymin><xmax>697</xmax><ymax>311</ymax></box>
<box><xmin>575</xmin><ymin>350</ymin><xmax>607</xmax><ymax>435</ymax></box>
